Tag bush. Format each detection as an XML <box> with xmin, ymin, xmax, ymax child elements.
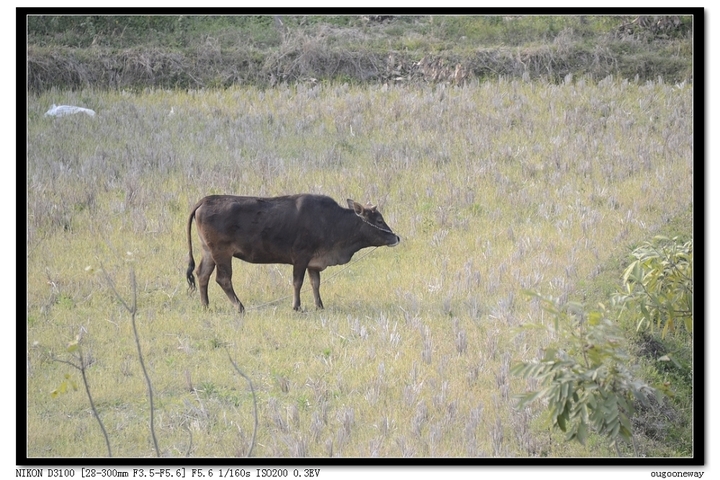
<box><xmin>614</xmin><ymin>236</ymin><xmax>693</xmax><ymax>339</ymax></box>
<box><xmin>512</xmin><ymin>295</ymin><xmax>657</xmax><ymax>456</ymax></box>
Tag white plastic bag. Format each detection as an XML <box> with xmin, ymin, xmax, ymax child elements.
<box><xmin>44</xmin><ymin>104</ymin><xmax>96</xmax><ymax>117</ymax></box>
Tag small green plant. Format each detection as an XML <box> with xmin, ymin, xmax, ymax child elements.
<box><xmin>512</xmin><ymin>294</ymin><xmax>657</xmax><ymax>456</ymax></box>
<box><xmin>198</xmin><ymin>381</ymin><xmax>218</xmax><ymax>397</ymax></box>
<box><xmin>614</xmin><ymin>236</ymin><xmax>693</xmax><ymax>339</ymax></box>
<box><xmin>51</xmin><ymin>372</ymin><xmax>77</xmax><ymax>398</ymax></box>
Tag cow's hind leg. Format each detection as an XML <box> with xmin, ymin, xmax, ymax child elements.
<box><xmin>308</xmin><ymin>268</ymin><xmax>324</xmax><ymax>309</ymax></box>
<box><xmin>215</xmin><ymin>258</ymin><xmax>245</xmax><ymax>314</ymax></box>
<box><xmin>195</xmin><ymin>254</ymin><xmax>216</xmax><ymax>308</ymax></box>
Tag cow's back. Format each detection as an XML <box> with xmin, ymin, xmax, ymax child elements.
<box><xmin>194</xmin><ymin>194</ymin><xmax>340</xmax><ymax>265</ymax></box>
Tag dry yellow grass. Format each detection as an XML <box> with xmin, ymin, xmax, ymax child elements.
<box><xmin>26</xmin><ymin>78</ymin><xmax>693</xmax><ymax>458</ymax></box>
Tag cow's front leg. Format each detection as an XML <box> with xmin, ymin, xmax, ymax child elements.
<box><xmin>292</xmin><ymin>263</ymin><xmax>307</xmax><ymax>311</ymax></box>
<box><xmin>308</xmin><ymin>268</ymin><xmax>324</xmax><ymax>309</ymax></box>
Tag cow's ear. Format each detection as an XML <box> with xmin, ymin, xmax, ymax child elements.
<box><xmin>347</xmin><ymin>199</ymin><xmax>364</xmax><ymax>215</ymax></box>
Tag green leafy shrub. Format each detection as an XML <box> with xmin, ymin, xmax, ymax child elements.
<box><xmin>512</xmin><ymin>295</ymin><xmax>657</xmax><ymax>455</ymax></box>
<box><xmin>615</xmin><ymin>236</ymin><xmax>693</xmax><ymax>338</ymax></box>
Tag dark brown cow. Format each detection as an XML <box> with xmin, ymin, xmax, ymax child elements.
<box><xmin>186</xmin><ymin>194</ymin><xmax>400</xmax><ymax>312</ymax></box>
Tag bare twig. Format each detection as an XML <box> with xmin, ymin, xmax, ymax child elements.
<box><xmin>225</xmin><ymin>349</ymin><xmax>258</xmax><ymax>457</ymax></box>
<box><xmin>77</xmin><ymin>345</ymin><xmax>113</xmax><ymax>457</ymax></box>
<box><xmin>52</xmin><ymin>333</ymin><xmax>113</xmax><ymax>457</ymax></box>
<box><xmin>101</xmin><ymin>265</ymin><xmax>160</xmax><ymax>457</ymax></box>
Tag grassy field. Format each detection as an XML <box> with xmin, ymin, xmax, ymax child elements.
<box><xmin>26</xmin><ymin>77</ymin><xmax>693</xmax><ymax>458</ymax></box>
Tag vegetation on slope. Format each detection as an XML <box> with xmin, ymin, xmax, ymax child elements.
<box><xmin>26</xmin><ymin>14</ymin><xmax>694</xmax><ymax>92</ymax></box>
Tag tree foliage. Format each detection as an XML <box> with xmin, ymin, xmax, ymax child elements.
<box><xmin>512</xmin><ymin>295</ymin><xmax>657</xmax><ymax>454</ymax></box>
<box><xmin>615</xmin><ymin>236</ymin><xmax>693</xmax><ymax>339</ymax></box>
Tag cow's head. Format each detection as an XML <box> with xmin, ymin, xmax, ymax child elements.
<box><xmin>347</xmin><ymin>199</ymin><xmax>400</xmax><ymax>247</ymax></box>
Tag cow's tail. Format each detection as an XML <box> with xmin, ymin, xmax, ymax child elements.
<box><xmin>186</xmin><ymin>200</ymin><xmax>202</xmax><ymax>293</ymax></box>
